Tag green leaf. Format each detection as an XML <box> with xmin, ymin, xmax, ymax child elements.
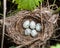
<box><xmin>50</xmin><ymin>44</ymin><xmax>60</xmax><ymax>48</ymax></box>
<box><xmin>50</xmin><ymin>46</ymin><xmax>56</xmax><ymax>48</ymax></box>
<box><xmin>12</xmin><ymin>0</ymin><xmax>43</xmax><ymax>11</ymax></box>
<box><xmin>56</xmin><ymin>44</ymin><xmax>60</xmax><ymax>48</ymax></box>
<box><xmin>12</xmin><ymin>0</ymin><xmax>15</xmax><ymax>3</ymax></box>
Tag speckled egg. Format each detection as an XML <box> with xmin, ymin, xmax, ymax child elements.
<box><xmin>31</xmin><ymin>30</ymin><xmax>38</xmax><ymax>37</ymax></box>
<box><xmin>23</xmin><ymin>20</ymin><xmax>30</xmax><ymax>28</ymax></box>
<box><xmin>36</xmin><ymin>23</ymin><xmax>41</xmax><ymax>32</ymax></box>
<box><xmin>24</xmin><ymin>28</ymin><xmax>31</xmax><ymax>36</ymax></box>
<box><xmin>30</xmin><ymin>21</ymin><xmax>36</xmax><ymax>29</ymax></box>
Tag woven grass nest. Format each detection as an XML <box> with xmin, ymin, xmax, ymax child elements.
<box><xmin>0</xmin><ymin>7</ymin><xmax>59</xmax><ymax>48</ymax></box>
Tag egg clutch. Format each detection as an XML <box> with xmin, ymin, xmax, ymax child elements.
<box><xmin>23</xmin><ymin>20</ymin><xmax>42</xmax><ymax>37</ymax></box>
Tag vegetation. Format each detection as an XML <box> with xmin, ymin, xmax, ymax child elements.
<box><xmin>12</xmin><ymin>0</ymin><xmax>43</xmax><ymax>11</ymax></box>
<box><xmin>50</xmin><ymin>44</ymin><xmax>60</xmax><ymax>48</ymax></box>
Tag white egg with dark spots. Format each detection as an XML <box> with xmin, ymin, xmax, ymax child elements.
<box><xmin>24</xmin><ymin>28</ymin><xmax>31</xmax><ymax>36</ymax></box>
<box><xmin>36</xmin><ymin>23</ymin><xmax>41</xmax><ymax>32</ymax></box>
<box><xmin>30</xmin><ymin>21</ymin><xmax>36</xmax><ymax>29</ymax></box>
<box><xmin>23</xmin><ymin>20</ymin><xmax>30</xmax><ymax>28</ymax></box>
<box><xmin>31</xmin><ymin>30</ymin><xmax>38</xmax><ymax>37</ymax></box>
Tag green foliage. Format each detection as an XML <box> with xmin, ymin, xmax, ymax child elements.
<box><xmin>12</xmin><ymin>0</ymin><xmax>43</xmax><ymax>11</ymax></box>
<box><xmin>50</xmin><ymin>44</ymin><xmax>60</xmax><ymax>48</ymax></box>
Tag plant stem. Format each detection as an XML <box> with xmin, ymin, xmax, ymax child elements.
<box><xmin>1</xmin><ymin>0</ymin><xmax>6</xmax><ymax>48</ymax></box>
<box><xmin>53</xmin><ymin>0</ymin><xmax>56</xmax><ymax>4</ymax></box>
<box><xmin>53</xmin><ymin>7</ymin><xmax>60</xmax><ymax>14</ymax></box>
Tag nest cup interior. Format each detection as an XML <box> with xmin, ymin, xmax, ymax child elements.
<box><xmin>16</xmin><ymin>15</ymin><xmax>42</xmax><ymax>39</ymax></box>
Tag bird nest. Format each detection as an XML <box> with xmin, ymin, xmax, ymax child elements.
<box><xmin>0</xmin><ymin>7</ymin><xmax>59</xmax><ymax>48</ymax></box>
